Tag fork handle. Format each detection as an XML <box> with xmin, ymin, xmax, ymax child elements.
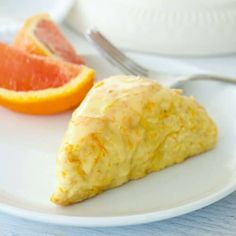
<box><xmin>148</xmin><ymin>70</ymin><xmax>236</xmax><ymax>88</ymax></box>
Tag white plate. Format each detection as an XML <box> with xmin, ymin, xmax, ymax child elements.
<box><xmin>0</xmin><ymin>54</ymin><xmax>236</xmax><ymax>227</ymax></box>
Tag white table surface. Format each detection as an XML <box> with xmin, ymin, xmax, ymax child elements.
<box><xmin>1</xmin><ymin>26</ymin><xmax>236</xmax><ymax>236</ymax></box>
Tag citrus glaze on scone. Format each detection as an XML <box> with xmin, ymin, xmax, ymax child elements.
<box><xmin>51</xmin><ymin>76</ymin><xmax>218</xmax><ymax>205</ymax></box>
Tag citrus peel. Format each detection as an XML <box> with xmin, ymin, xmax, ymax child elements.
<box><xmin>0</xmin><ymin>42</ymin><xmax>94</xmax><ymax>115</ymax></box>
<box><xmin>13</xmin><ymin>13</ymin><xmax>85</xmax><ymax>64</ymax></box>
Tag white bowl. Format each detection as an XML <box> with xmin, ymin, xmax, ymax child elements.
<box><xmin>67</xmin><ymin>0</ymin><xmax>236</xmax><ymax>56</ymax></box>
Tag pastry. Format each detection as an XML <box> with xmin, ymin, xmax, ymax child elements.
<box><xmin>51</xmin><ymin>76</ymin><xmax>218</xmax><ymax>205</ymax></box>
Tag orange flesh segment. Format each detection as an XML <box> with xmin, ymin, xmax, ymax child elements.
<box><xmin>0</xmin><ymin>42</ymin><xmax>82</xmax><ymax>91</ymax></box>
<box><xmin>35</xmin><ymin>19</ymin><xmax>85</xmax><ymax>65</ymax></box>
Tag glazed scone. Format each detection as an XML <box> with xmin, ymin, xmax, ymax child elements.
<box><xmin>51</xmin><ymin>76</ymin><xmax>218</xmax><ymax>205</ymax></box>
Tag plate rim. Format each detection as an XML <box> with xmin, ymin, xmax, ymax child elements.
<box><xmin>0</xmin><ymin>181</ymin><xmax>236</xmax><ymax>227</ymax></box>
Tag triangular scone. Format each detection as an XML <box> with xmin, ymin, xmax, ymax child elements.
<box><xmin>51</xmin><ymin>76</ymin><xmax>218</xmax><ymax>205</ymax></box>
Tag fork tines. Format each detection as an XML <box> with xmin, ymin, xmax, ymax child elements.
<box><xmin>86</xmin><ymin>29</ymin><xmax>149</xmax><ymax>77</ymax></box>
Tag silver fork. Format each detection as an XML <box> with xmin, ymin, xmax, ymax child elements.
<box><xmin>86</xmin><ymin>28</ymin><xmax>236</xmax><ymax>87</ymax></box>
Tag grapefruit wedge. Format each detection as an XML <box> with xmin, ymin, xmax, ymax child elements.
<box><xmin>13</xmin><ymin>13</ymin><xmax>85</xmax><ymax>64</ymax></box>
<box><xmin>0</xmin><ymin>42</ymin><xmax>94</xmax><ymax>115</ymax></box>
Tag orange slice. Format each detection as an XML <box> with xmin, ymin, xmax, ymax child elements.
<box><xmin>0</xmin><ymin>42</ymin><xmax>94</xmax><ymax>115</ymax></box>
<box><xmin>13</xmin><ymin>13</ymin><xmax>85</xmax><ymax>64</ymax></box>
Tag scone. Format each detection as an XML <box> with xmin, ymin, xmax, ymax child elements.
<box><xmin>51</xmin><ymin>76</ymin><xmax>218</xmax><ymax>205</ymax></box>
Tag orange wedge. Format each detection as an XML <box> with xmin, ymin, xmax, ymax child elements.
<box><xmin>13</xmin><ymin>13</ymin><xmax>85</xmax><ymax>64</ymax></box>
<box><xmin>0</xmin><ymin>42</ymin><xmax>94</xmax><ymax>115</ymax></box>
